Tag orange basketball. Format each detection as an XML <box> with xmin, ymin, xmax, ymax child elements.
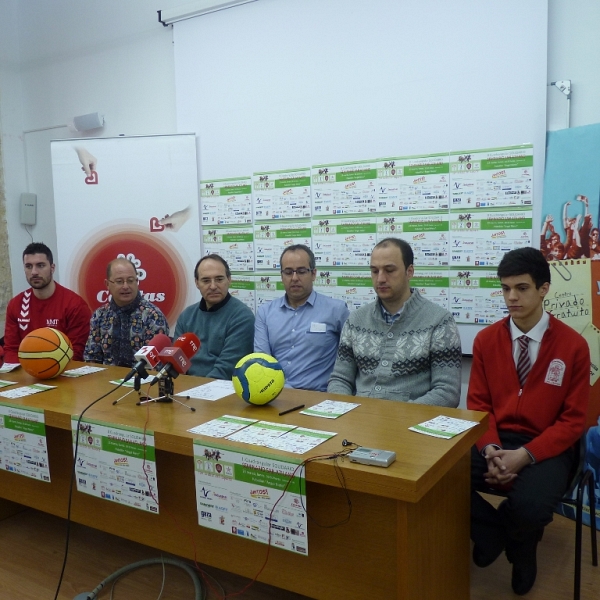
<box><xmin>18</xmin><ymin>327</ymin><xmax>73</xmax><ymax>379</ymax></box>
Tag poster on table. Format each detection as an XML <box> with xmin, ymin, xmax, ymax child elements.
<box><xmin>51</xmin><ymin>134</ymin><xmax>200</xmax><ymax>331</ymax></box>
<box><xmin>71</xmin><ymin>418</ymin><xmax>159</xmax><ymax>513</ymax></box>
<box><xmin>541</xmin><ymin>124</ymin><xmax>600</xmax><ymax>529</ymax></box>
<box><xmin>194</xmin><ymin>441</ymin><xmax>308</xmax><ymax>555</ymax></box>
<box><xmin>0</xmin><ymin>403</ymin><xmax>50</xmax><ymax>482</ymax></box>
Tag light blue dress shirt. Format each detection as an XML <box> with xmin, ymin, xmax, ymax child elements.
<box><xmin>254</xmin><ymin>290</ymin><xmax>350</xmax><ymax>392</ymax></box>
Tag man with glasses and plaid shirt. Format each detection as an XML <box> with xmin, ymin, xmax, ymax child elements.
<box><xmin>174</xmin><ymin>254</ymin><xmax>254</xmax><ymax>378</ymax></box>
<box><xmin>85</xmin><ymin>258</ymin><xmax>168</xmax><ymax>367</ymax></box>
<box><xmin>254</xmin><ymin>244</ymin><xmax>349</xmax><ymax>391</ymax></box>
<box><xmin>327</xmin><ymin>237</ymin><xmax>461</xmax><ymax>406</ymax></box>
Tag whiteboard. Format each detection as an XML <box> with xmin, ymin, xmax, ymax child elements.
<box><xmin>173</xmin><ymin>0</ymin><xmax>548</xmax><ymax>353</ymax></box>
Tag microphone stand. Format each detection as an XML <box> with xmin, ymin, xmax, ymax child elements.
<box><xmin>137</xmin><ymin>375</ymin><xmax>195</xmax><ymax>411</ymax></box>
<box><xmin>113</xmin><ymin>369</ymin><xmax>149</xmax><ymax>406</ymax></box>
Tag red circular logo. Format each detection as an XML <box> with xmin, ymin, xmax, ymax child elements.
<box><xmin>73</xmin><ymin>225</ymin><xmax>189</xmax><ymax>326</ymax></box>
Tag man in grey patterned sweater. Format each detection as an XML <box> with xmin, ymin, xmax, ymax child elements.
<box><xmin>327</xmin><ymin>238</ymin><xmax>462</xmax><ymax>407</ymax></box>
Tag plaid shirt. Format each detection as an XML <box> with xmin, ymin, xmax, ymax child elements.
<box><xmin>379</xmin><ymin>299</ymin><xmax>405</xmax><ymax>325</ymax></box>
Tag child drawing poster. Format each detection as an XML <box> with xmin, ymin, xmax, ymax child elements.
<box><xmin>543</xmin><ymin>124</ymin><xmax>600</xmax><ymax>529</ymax></box>
<box><xmin>542</xmin><ymin>124</ymin><xmax>600</xmax><ymax>261</ymax></box>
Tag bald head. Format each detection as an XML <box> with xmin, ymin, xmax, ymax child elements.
<box><xmin>105</xmin><ymin>258</ymin><xmax>139</xmax><ymax>307</ymax></box>
<box><xmin>107</xmin><ymin>258</ymin><xmax>137</xmax><ymax>279</ymax></box>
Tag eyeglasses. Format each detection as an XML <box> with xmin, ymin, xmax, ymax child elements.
<box><xmin>198</xmin><ymin>276</ymin><xmax>228</xmax><ymax>286</ymax></box>
<box><xmin>281</xmin><ymin>267</ymin><xmax>313</xmax><ymax>277</ymax></box>
<box><xmin>108</xmin><ymin>277</ymin><xmax>138</xmax><ymax>286</ymax></box>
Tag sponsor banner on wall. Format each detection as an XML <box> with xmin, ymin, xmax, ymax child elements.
<box><xmin>51</xmin><ymin>134</ymin><xmax>200</xmax><ymax>330</ymax></box>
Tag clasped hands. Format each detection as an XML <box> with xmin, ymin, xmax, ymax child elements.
<box><xmin>483</xmin><ymin>446</ymin><xmax>533</xmax><ymax>486</ymax></box>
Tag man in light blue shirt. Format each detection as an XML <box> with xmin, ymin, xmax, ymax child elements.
<box><xmin>254</xmin><ymin>244</ymin><xmax>349</xmax><ymax>392</ymax></box>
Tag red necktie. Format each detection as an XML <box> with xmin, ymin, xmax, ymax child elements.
<box><xmin>517</xmin><ymin>335</ymin><xmax>531</xmax><ymax>387</ymax></box>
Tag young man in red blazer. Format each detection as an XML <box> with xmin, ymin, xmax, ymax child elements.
<box><xmin>468</xmin><ymin>247</ymin><xmax>590</xmax><ymax>595</ymax></box>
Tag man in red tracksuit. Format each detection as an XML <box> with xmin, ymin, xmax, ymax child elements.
<box><xmin>468</xmin><ymin>247</ymin><xmax>590</xmax><ymax>595</ymax></box>
<box><xmin>4</xmin><ymin>243</ymin><xmax>91</xmax><ymax>362</ymax></box>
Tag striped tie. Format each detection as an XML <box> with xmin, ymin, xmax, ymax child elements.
<box><xmin>517</xmin><ymin>335</ymin><xmax>531</xmax><ymax>387</ymax></box>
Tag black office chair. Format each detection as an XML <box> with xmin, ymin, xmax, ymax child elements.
<box><xmin>557</xmin><ymin>434</ymin><xmax>598</xmax><ymax>600</ymax></box>
<box><xmin>483</xmin><ymin>435</ymin><xmax>597</xmax><ymax>600</ymax></box>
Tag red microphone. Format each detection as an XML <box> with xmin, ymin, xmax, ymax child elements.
<box><xmin>150</xmin><ymin>333</ymin><xmax>201</xmax><ymax>385</ymax></box>
<box><xmin>123</xmin><ymin>333</ymin><xmax>172</xmax><ymax>383</ymax></box>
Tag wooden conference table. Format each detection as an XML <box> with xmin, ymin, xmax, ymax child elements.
<box><xmin>0</xmin><ymin>362</ymin><xmax>487</xmax><ymax>599</ymax></box>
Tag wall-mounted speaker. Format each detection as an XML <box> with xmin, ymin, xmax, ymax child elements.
<box><xmin>73</xmin><ymin>112</ymin><xmax>104</xmax><ymax>132</ymax></box>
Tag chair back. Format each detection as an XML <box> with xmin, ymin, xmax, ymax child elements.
<box><xmin>563</xmin><ymin>435</ymin><xmax>587</xmax><ymax>498</ymax></box>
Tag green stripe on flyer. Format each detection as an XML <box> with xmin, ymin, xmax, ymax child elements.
<box><xmin>412</xmin><ymin>425</ymin><xmax>455</xmax><ymax>438</ymax></box>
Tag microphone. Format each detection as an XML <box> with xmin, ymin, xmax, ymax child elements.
<box><xmin>122</xmin><ymin>333</ymin><xmax>172</xmax><ymax>383</ymax></box>
<box><xmin>150</xmin><ymin>333</ymin><xmax>201</xmax><ymax>386</ymax></box>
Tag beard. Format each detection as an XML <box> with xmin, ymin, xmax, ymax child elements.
<box><xmin>28</xmin><ymin>276</ymin><xmax>52</xmax><ymax>289</ymax></box>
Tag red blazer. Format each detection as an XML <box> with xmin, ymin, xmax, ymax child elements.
<box><xmin>467</xmin><ymin>314</ymin><xmax>590</xmax><ymax>462</ymax></box>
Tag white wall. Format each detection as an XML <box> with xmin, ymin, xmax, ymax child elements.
<box><xmin>0</xmin><ymin>0</ymin><xmax>181</xmax><ymax>296</ymax></box>
<box><xmin>176</xmin><ymin>0</ymin><xmax>547</xmax><ymax>185</ymax></box>
<box><xmin>547</xmin><ymin>1</ymin><xmax>600</xmax><ymax>131</ymax></box>
<box><xmin>0</xmin><ymin>0</ymin><xmax>27</xmax><ymax>295</ymax></box>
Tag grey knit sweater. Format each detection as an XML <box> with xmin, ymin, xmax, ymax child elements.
<box><xmin>327</xmin><ymin>289</ymin><xmax>462</xmax><ymax>407</ymax></box>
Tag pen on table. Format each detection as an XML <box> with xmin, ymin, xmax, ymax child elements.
<box><xmin>278</xmin><ymin>404</ymin><xmax>305</xmax><ymax>416</ymax></box>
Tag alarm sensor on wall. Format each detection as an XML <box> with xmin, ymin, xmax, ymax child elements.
<box><xmin>20</xmin><ymin>193</ymin><xmax>37</xmax><ymax>226</ymax></box>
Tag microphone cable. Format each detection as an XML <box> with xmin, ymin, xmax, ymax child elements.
<box><xmin>61</xmin><ymin>401</ymin><xmax>356</xmax><ymax>600</ymax></box>
<box><xmin>53</xmin><ymin>380</ymin><xmax>126</xmax><ymax>600</ymax></box>
<box><xmin>220</xmin><ymin>446</ymin><xmax>356</xmax><ymax>599</ymax></box>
